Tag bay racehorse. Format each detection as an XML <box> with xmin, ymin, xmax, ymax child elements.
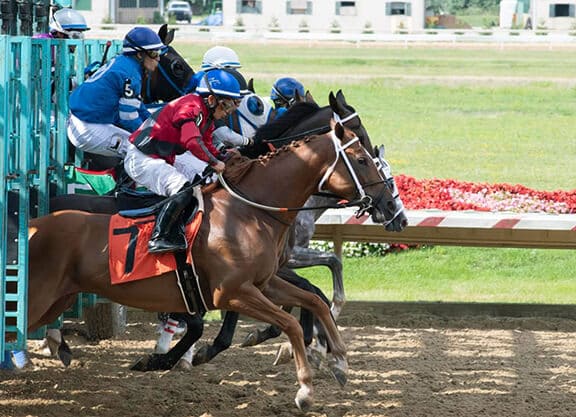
<box><xmin>28</xmin><ymin>121</ymin><xmax>400</xmax><ymax>410</ymax></box>
<box><xmin>191</xmin><ymin>91</ymin><xmax>407</xmax><ymax>366</ymax></box>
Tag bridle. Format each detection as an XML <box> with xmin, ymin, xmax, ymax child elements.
<box><xmin>144</xmin><ymin>48</ymin><xmax>193</xmax><ymax>102</ymax></box>
<box><xmin>217</xmin><ymin>126</ymin><xmax>386</xmax><ymax>218</ymax></box>
<box><xmin>259</xmin><ymin>109</ymin><xmax>403</xmax><ymax>221</ymax></box>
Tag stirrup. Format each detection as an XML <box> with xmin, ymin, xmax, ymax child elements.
<box><xmin>148</xmin><ymin>237</ymin><xmax>187</xmax><ymax>254</ymax></box>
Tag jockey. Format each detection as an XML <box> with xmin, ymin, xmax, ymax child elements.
<box><xmin>34</xmin><ymin>8</ymin><xmax>90</xmax><ymax>40</ymax></box>
<box><xmin>187</xmin><ymin>45</ymin><xmax>255</xmax><ymax>149</ymax></box>
<box><xmin>67</xmin><ymin>27</ymin><xmax>163</xmax><ymax>158</ymax></box>
<box><xmin>124</xmin><ymin>69</ymin><xmax>242</xmax><ymax>253</ymax></box>
<box><xmin>270</xmin><ymin>77</ymin><xmax>305</xmax><ymax>117</ymax></box>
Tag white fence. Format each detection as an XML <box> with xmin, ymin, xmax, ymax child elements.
<box><xmin>86</xmin><ymin>25</ymin><xmax>576</xmax><ymax>46</ymax></box>
<box><xmin>313</xmin><ymin>209</ymin><xmax>576</xmax><ymax>257</ymax></box>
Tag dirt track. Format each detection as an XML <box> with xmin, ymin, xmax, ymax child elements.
<box><xmin>2</xmin><ymin>312</ymin><xmax>576</xmax><ymax>417</ymax></box>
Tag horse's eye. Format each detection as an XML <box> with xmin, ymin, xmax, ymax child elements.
<box><xmin>358</xmin><ymin>157</ymin><xmax>368</xmax><ymax>165</ymax></box>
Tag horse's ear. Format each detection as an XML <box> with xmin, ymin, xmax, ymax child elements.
<box><xmin>336</xmin><ymin>89</ymin><xmax>348</xmax><ymax>106</ymax></box>
<box><xmin>328</xmin><ymin>91</ymin><xmax>337</xmax><ymax>109</ymax></box>
<box><xmin>158</xmin><ymin>24</ymin><xmax>168</xmax><ymax>43</ymax></box>
<box><xmin>305</xmin><ymin>90</ymin><xmax>317</xmax><ymax>104</ymax></box>
<box><xmin>165</xmin><ymin>29</ymin><xmax>176</xmax><ymax>46</ymax></box>
<box><xmin>248</xmin><ymin>78</ymin><xmax>255</xmax><ymax>93</ymax></box>
<box><xmin>334</xmin><ymin>120</ymin><xmax>344</xmax><ymax>139</ymax></box>
<box><xmin>294</xmin><ymin>88</ymin><xmax>303</xmax><ymax>103</ymax></box>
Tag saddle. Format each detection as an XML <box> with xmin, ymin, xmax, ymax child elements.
<box><xmin>109</xmin><ymin>186</ymin><xmax>208</xmax><ymax>316</ymax></box>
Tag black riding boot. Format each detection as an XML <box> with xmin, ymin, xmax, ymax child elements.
<box><xmin>148</xmin><ymin>184</ymin><xmax>196</xmax><ymax>254</ymax></box>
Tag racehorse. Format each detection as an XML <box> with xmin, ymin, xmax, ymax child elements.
<box><xmin>191</xmin><ymin>91</ymin><xmax>407</xmax><ymax>366</ymax></box>
<box><xmin>27</xmin><ymin>121</ymin><xmax>400</xmax><ymax>410</ymax></box>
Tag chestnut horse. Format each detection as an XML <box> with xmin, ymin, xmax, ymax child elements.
<box><xmin>27</xmin><ymin>121</ymin><xmax>399</xmax><ymax>410</ymax></box>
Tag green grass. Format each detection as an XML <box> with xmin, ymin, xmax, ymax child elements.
<box><xmin>298</xmin><ymin>247</ymin><xmax>576</xmax><ymax>304</ymax></box>
<box><xmin>173</xmin><ymin>42</ymin><xmax>576</xmax><ymax>303</ymax></box>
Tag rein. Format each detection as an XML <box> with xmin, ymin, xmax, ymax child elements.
<box><xmin>217</xmin><ymin>173</ymin><xmax>363</xmax><ymax>213</ymax></box>
<box><xmin>217</xmin><ymin>128</ymin><xmax>373</xmax><ymax>215</ymax></box>
<box><xmin>157</xmin><ymin>63</ymin><xmax>189</xmax><ymax>97</ymax></box>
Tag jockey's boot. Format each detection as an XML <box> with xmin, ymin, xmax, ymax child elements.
<box><xmin>148</xmin><ymin>183</ymin><xmax>196</xmax><ymax>254</ymax></box>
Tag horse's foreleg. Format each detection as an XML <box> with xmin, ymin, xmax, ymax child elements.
<box><xmin>287</xmin><ymin>247</ymin><xmax>345</xmax><ymax>319</ymax></box>
<box><xmin>131</xmin><ymin>313</ymin><xmax>204</xmax><ymax>372</ymax></box>
<box><xmin>219</xmin><ymin>287</ymin><xmax>314</xmax><ymax>411</ymax></box>
<box><xmin>263</xmin><ymin>275</ymin><xmax>347</xmax><ymax>387</ymax></box>
<box><xmin>192</xmin><ymin>310</ymin><xmax>239</xmax><ymax>366</ymax></box>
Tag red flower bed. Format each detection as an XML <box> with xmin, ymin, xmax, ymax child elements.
<box><xmin>396</xmin><ymin>175</ymin><xmax>576</xmax><ymax>214</ymax></box>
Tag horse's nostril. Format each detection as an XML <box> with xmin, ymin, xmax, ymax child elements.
<box><xmin>401</xmin><ymin>219</ymin><xmax>408</xmax><ymax>228</ymax></box>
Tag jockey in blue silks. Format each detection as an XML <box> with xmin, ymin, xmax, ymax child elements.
<box><xmin>270</xmin><ymin>77</ymin><xmax>306</xmax><ymax>118</ymax></box>
<box><xmin>67</xmin><ymin>27</ymin><xmax>164</xmax><ymax>158</ymax></box>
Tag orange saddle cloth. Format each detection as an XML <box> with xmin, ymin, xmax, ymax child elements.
<box><xmin>108</xmin><ymin>211</ymin><xmax>203</xmax><ymax>285</ymax></box>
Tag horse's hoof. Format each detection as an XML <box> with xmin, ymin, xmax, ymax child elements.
<box><xmin>130</xmin><ymin>356</ymin><xmax>151</xmax><ymax>372</ymax></box>
<box><xmin>273</xmin><ymin>343</ymin><xmax>292</xmax><ymax>366</ymax></box>
<box><xmin>295</xmin><ymin>385</ymin><xmax>314</xmax><ymax>412</ymax></box>
<box><xmin>175</xmin><ymin>358</ymin><xmax>192</xmax><ymax>371</ymax></box>
<box><xmin>46</xmin><ymin>336</ymin><xmax>60</xmax><ymax>357</ymax></box>
<box><xmin>58</xmin><ymin>344</ymin><xmax>72</xmax><ymax>367</ymax></box>
<box><xmin>240</xmin><ymin>331</ymin><xmax>259</xmax><ymax>347</ymax></box>
<box><xmin>191</xmin><ymin>345</ymin><xmax>210</xmax><ymax>366</ymax></box>
<box><xmin>329</xmin><ymin>364</ymin><xmax>347</xmax><ymax>387</ymax></box>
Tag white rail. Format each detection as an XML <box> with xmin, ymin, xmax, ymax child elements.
<box><xmin>313</xmin><ymin>209</ymin><xmax>576</xmax><ymax>256</ymax></box>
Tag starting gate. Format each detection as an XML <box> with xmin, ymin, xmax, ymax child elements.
<box><xmin>0</xmin><ymin>34</ymin><xmax>122</xmax><ymax>355</ymax></box>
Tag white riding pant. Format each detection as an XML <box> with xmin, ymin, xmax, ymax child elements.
<box><xmin>67</xmin><ymin>113</ymin><xmax>131</xmax><ymax>158</ymax></box>
<box><xmin>124</xmin><ymin>143</ymin><xmax>207</xmax><ymax>197</ymax></box>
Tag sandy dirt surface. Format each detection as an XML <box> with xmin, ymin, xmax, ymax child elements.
<box><xmin>2</xmin><ymin>312</ymin><xmax>576</xmax><ymax>417</ymax></box>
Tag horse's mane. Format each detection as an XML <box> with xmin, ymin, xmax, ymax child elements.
<box><xmin>253</xmin><ymin>102</ymin><xmax>321</xmax><ymax>143</ymax></box>
<box><xmin>221</xmin><ymin>152</ymin><xmax>257</xmax><ymax>185</ymax></box>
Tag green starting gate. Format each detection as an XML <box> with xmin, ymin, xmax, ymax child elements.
<box><xmin>0</xmin><ymin>35</ymin><xmax>122</xmax><ymax>355</ymax></box>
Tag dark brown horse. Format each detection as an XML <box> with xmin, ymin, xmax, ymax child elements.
<box><xmin>28</xmin><ymin>121</ymin><xmax>399</xmax><ymax>410</ymax></box>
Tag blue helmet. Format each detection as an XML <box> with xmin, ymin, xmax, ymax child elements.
<box><xmin>221</xmin><ymin>68</ymin><xmax>250</xmax><ymax>95</ymax></box>
<box><xmin>270</xmin><ymin>77</ymin><xmax>305</xmax><ymax>108</ymax></box>
<box><xmin>123</xmin><ymin>27</ymin><xmax>164</xmax><ymax>55</ymax></box>
<box><xmin>196</xmin><ymin>69</ymin><xmax>242</xmax><ymax>99</ymax></box>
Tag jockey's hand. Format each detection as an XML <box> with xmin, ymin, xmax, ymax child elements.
<box><xmin>211</xmin><ymin>160</ymin><xmax>225</xmax><ymax>174</ymax></box>
<box><xmin>84</xmin><ymin>61</ymin><xmax>101</xmax><ymax>78</ymax></box>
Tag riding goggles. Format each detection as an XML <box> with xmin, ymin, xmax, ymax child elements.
<box><xmin>145</xmin><ymin>49</ymin><xmax>162</xmax><ymax>59</ymax></box>
<box><xmin>65</xmin><ymin>30</ymin><xmax>85</xmax><ymax>40</ymax></box>
<box><xmin>218</xmin><ymin>97</ymin><xmax>241</xmax><ymax>114</ymax></box>
<box><xmin>273</xmin><ymin>98</ymin><xmax>289</xmax><ymax>109</ymax></box>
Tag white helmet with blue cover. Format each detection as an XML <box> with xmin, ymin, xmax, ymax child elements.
<box><xmin>201</xmin><ymin>46</ymin><xmax>241</xmax><ymax>70</ymax></box>
<box><xmin>49</xmin><ymin>8</ymin><xmax>90</xmax><ymax>38</ymax></box>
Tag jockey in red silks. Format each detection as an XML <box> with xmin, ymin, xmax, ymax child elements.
<box><xmin>124</xmin><ymin>69</ymin><xmax>242</xmax><ymax>254</ymax></box>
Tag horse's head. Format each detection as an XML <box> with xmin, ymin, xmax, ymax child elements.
<box><xmin>142</xmin><ymin>24</ymin><xmax>195</xmax><ymax>104</ymax></box>
<box><xmin>371</xmin><ymin>145</ymin><xmax>407</xmax><ymax>231</ymax></box>
<box><xmin>321</xmin><ymin>121</ymin><xmax>406</xmax><ymax>232</ymax></box>
<box><xmin>329</xmin><ymin>90</ymin><xmax>407</xmax><ymax>232</ymax></box>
